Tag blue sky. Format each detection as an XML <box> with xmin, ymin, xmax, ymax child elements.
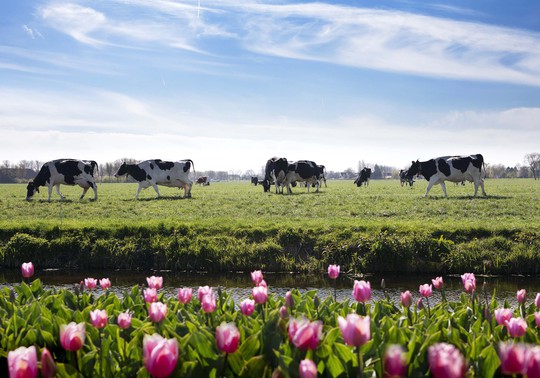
<box><xmin>1</xmin><ymin>0</ymin><xmax>539</xmax><ymax>173</ymax></box>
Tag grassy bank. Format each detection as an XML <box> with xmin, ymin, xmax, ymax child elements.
<box><xmin>1</xmin><ymin>179</ymin><xmax>539</xmax><ymax>274</ymax></box>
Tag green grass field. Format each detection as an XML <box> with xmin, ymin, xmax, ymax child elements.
<box><xmin>0</xmin><ymin>179</ymin><xmax>539</xmax><ymax>274</ymax></box>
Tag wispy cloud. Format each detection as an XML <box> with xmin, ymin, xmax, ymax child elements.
<box><xmin>35</xmin><ymin>1</ymin><xmax>540</xmax><ymax>86</ymax></box>
<box><xmin>22</xmin><ymin>25</ymin><xmax>43</xmax><ymax>39</ymax></box>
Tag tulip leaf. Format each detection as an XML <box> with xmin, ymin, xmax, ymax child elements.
<box><xmin>326</xmin><ymin>352</ymin><xmax>346</xmax><ymax>377</ymax></box>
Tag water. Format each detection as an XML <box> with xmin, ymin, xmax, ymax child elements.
<box><xmin>2</xmin><ymin>269</ymin><xmax>540</xmax><ymax>309</ymax></box>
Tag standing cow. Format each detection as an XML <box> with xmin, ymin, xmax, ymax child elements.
<box><xmin>262</xmin><ymin>157</ymin><xmax>289</xmax><ymax>193</ymax></box>
<box><xmin>354</xmin><ymin>168</ymin><xmax>372</xmax><ymax>187</ymax></box>
<box><xmin>26</xmin><ymin>159</ymin><xmax>98</xmax><ymax>201</ymax></box>
<box><xmin>405</xmin><ymin>154</ymin><xmax>486</xmax><ymax>197</ymax></box>
<box><xmin>114</xmin><ymin>159</ymin><xmax>194</xmax><ymax>199</ymax></box>
<box><xmin>284</xmin><ymin>160</ymin><xmax>322</xmax><ymax>194</ymax></box>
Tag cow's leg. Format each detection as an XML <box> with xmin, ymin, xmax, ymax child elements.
<box><xmin>440</xmin><ymin>182</ymin><xmax>448</xmax><ymax>197</ymax></box>
<box><xmin>80</xmin><ymin>187</ymin><xmax>89</xmax><ymax>200</ymax></box>
<box><xmin>135</xmin><ymin>184</ymin><xmax>143</xmax><ymax>199</ymax></box>
<box><xmin>91</xmin><ymin>182</ymin><xmax>98</xmax><ymax>200</ymax></box>
<box><xmin>55</xmin><ymin>184</ymin><xmax>65</xmax><ymax>200</ymax></box>
<box><xmin>424</xmin><ymin>181</ymin><xmax>436</xmax><ymax>197</ymax></box>
<box><xmin>150</xmin><ymin>183</ymin><xmax>161</xmax><ymax>198</ymax></box>
<box><xmin>47</xmin><ymin>185</ymin><xmax>54</xmax><ymax>202</ymax></box>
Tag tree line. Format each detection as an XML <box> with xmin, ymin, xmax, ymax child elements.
<box><xmin>1</xmin><ymin>153</ymin><xmax>538</xmax><ymax>183</ymax></box>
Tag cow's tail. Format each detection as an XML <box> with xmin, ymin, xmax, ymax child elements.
<box><xmin>184</xmin><ymin>159</ymin><xmax>195</xmax><ymax>177</ymax></box>
<box><xmin>478</xmin><ymin>154</ymin><xmax>487</xmax><ymax>180</ymax></box>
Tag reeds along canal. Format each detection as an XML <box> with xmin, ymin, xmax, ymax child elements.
<box><xmin>1</xmin><ymin>269</ymin><xmax>539</xmax><ymax>308</ymax></box>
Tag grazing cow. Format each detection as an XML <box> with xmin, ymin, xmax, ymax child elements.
<box><xmin>262</xmin><ymin>157</ymin><xmax>289</xmax><ymax>193</ymax></box>
<box><xmin>354</xmin><ymin>168</ymin><xmax>372</xmax><ymax>187</ymax></box>
<box><xmin>196</xmin><ymin>176</ymin><xmax>209</xmax><ymax>186</ymax></box>
<box><xmin>26</xmin><ymin>159</ymin><xmax>98</xmax><ymax>201</ymax></box>
<box><xmin>405</xmin><ymin>154</ymin><xmax>486</xmax><ymax>197</ymax></box>
<box><xmin>399</xmin><ymin>169</ymin><xmax>414</xmax><ymax>187</ymax></box>
<box><xmin>284</xmin><ymin>160</ymin><xmax>322</xmax><ymax>194</ymax></box>
<box><xmin>317</xmin><ymin>165</ymin><xmax>327</xmax><ymax>187</ymax></box>
<box><xmin>114</xmin><ymin>159</ymin><xmax>194</xmax><ymax>199</ymax></box>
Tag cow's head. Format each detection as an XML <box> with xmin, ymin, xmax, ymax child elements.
<box><xmin>26</xmin><ymin>181</ymin><xmax>39</xmax><ymax>201</ymax></box>
<box><xmin>406</xmin><ymin>160</ymin><xmax>421</xmax><ymax>177</ymax></box>
<box><xmin>262</xmin><ymin>179</ymin><xmax>271</xmax><ymax>192</ymax></box>
<box><xmin>114</xmin><ymin>162</ymin><xmax>128</xmax><ymax>177</ymax></box>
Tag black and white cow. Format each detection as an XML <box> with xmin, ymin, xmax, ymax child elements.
<box><xmin>354</xmin><ymin>168</ymin><xmax>372</xmax><ymax>187</ymax></box>
<box><xmin>114</xmin><ymin>159</ymin><xmax>194</xmax><ymax>199</ymax></box>
<box><xmin>26</xmin><ymin>159</ymin><xmax>98</xmax><ymax>201</ymax></box>
<box><xmin>399</xmin><ymin>169</ymin><xmax>414</xmax><ymax>187</ymax></box>
<box><xmin>284</xmin><ymin>160</ymin><xmax>322</xmax><ymax>194</ymax></box>
<box><xmin>262</xmin><ymin>157</ymin><xmax>289</xmax><ymax>193</ymax></box>
<box><xmin>405</xmin><ymin>154</ymin><xmax>486</xmax><ymax>197</ymax></box>
<box><xmin>317</xmin><ymin>165</ymin><xmax>327</xmax><ymax>188</ymax></box>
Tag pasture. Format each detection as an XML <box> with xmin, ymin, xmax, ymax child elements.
<box><xmin>0</xmin><ymin>179</ymin><xmax>539</xmax><ymax>274</ymax></box>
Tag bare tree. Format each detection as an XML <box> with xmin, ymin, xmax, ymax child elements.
<box><xmin>525</xmin><ymin>153</ymin><xmax>540</xmax><ymax>180</ymax></box>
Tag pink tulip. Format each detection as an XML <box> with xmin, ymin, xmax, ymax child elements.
<box><xmin>419</xmin><ymin>284</ymin><xmax>432</xmax><ymax>298</ymax></box>
<box><xmin>285</xmin><ymin>291</ymin><xmax>294</xmax><ymax>308</ymax></box>
<box><xmin>144</xmin><ymin>288</ymin><xmax>158</xmax><ymax>303</ymax></box>
<box><xmin>143</xmin><ymin>334</ymin><xmax>178</xmax><ymax>378</ymax></box>
<box><xmin>177</xmin><ymin>287</ymin><xmax>192</xmax><ymax>304</ymax></box>
<box><xmin>279</xmin><ymin>305</ymin><xmax>288</xmax><ymax>319</ymax></box>
<box><xmin>252</xmin><ymin>285</ymin><xmax>268</xmax><ymax>304</ymax></box>
<box><xmin>384</xmin><ymin>344</ymin><xmax>407</xmax><ymax>378</ymax></box>
<box><xmin>401</xmin><ymin>291</ymin><xmax>413</xmax><ymax>308</ymax></box>
<box><xmin>8</xmin><ymin>346</ymin><xmax>38</xmax><ymax>378</ymax></box>
<box><xmin>328</xmin><ymin>265</ymin><xmax>340</xmax><ymax>279</ymax></box>
<box><xmin>117</xmin><ymin>312</ymin><xmax>132</xmax><ymax>329</ymax></box>
<box><xmin>352</xmin><ymin>280</ymin><xmax>371</xmax><ymax>302</ymax></box>
<box><xmin>21</xmin><ymin>262</ymin><xmax>34</xmax><ymax>279</ymax></box>
<box><xmin>337</xmin><ymin>314</ymin><xmax>371</xmax><ymax>347</ymax></box>
<box><xmin>216</xmin><ymin>322</ymin><xmax>240</xmax><ymax>354</ymax></box>
<box><xmin>432</xmin><ymin>277</ymin><xmax>443</xmax><ymax>290</ymax></box>
<box><xmin>517</xmin><ymin>289</ymin><xmax>527</xmax><ymax>304</ymax></box>
<box><xmin>416</xmin><ymin>298</ymin><xmax>424</xmax><ymax>310</ymax></box>
<box><xmin>535</xmin><ymin>293</ymin><xmax>540</xmax><ymax>308</ymax></box>
<box><xmin>250</xmin><ymin>270</ymin><xmax>264</xmax><ymax>286</ymax></box>
<box><xmin>149</xmin><ymin>302</ymin><xmax>168</xmax><ymax>323</ymax></box>
<box><xmin>499</xmin><ymin>342</ymin><xmax>527</xmax><ymax>375</ymax></box>
<box><xmin>147</xmin><ymin>276</ymin><xmax>163</xmax><ymax>290</ymax></box>
<box><xmin>240</xmin><ymin>299</ymin><xmax>255</xmax><ymax>316</ymax></box>
<box><xmin>288</xmin><ymin>317</ymin><xmax>323</xmax><ymax>351</ymax></box>
<box><xmin>99</xmin><ymin>278</ymin><xmax>111</xmax><ymax>290</ymax></box>
<box><xmin>201</xmin><ymin>294</ymin><xmax>217</xmax><ymax>313</ymax></box>
<box><xmin>197</xmin><ymin>286</ymin><xmax>212</xmax><ymax>301</ymax></box>
<box><xmin>59</xmin><ymin>322</ymin><xmax>86</xmax><ymax>351</ymax></box>
<box><xmin>461</xmin><ymin>273</ymin><xmax>476</xmax><ymax>294</ymax></box>
<box><xmin>535</xmin><ymin>312</ymin><xmax>540</xmax><ymax>329</ymax></box>
<box><xmin>494</xmin><ymin>308</ymin><xmax>514</xmax><ymax>326</ymax></box>
<box><xmin>258</xmin><ymin>279</ymin><xmax>267</xmax><ymax>288</ymax></box>
<box><xmin>90</xmin><ymin>309</ymin><xmax>108</xmax><ymax>329</ymax></box>
<box><xmin>505</xmin><ymin>317</ymin><xmax>527</xmax><ymax>338</ymax></box>
<box><xmin>84</xmin><ymin>278</ymin><xmax>97</xmax><ymax>290</ymax></box>
<box><xmin>428</xmin><ymin>343</ymin><xmax>466</xmax><ymax>378</ymax></box>
<box><xmin>40</xmin><ymin>347</ymin><xmax>57</xmax><ymax>378</ymax></box>
<box><xmin>299</xmin><ymin>359</ymin><xmax>318</xmax><ymax>378</ymax></box>
<box><xmin>526</xmin><ymin>346</ymin><xmax>540</xmax><ymax>377</ymax></box>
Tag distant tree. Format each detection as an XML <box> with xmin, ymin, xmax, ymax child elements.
<box><xmin>525</xmin><ymin>153</ymin><xmax>540</xmax><ymax>180</ymax></box>
<box><xmin>372</xmin><ymin>164</ymin><xmax>382</xmax><ymax>179</ymax></box>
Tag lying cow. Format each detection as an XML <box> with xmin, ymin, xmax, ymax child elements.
<box><xmin>399</xmin><ymin>169</ymin><xmax>414</xmax><ymax>187</ymax></box>
<box><xmin>284</xmin><ymin>160</ymin><xmax>322</xmax><ymax>194</ymax></box>
<box><xmin>114</xmin><ymin>159</ymin><xmax>194</xmax><ymax>199</ymax></box>
<box><xmin>354</xmin><ymin>168</ymin><xmax>372</xmax><ymax>187</ymax></box>
<box><xmin>405</xmin><ymin>154</ymin><xmax>486</xmax><ymax>197</ymax></box>
<box><xmin>26</xmin><ymin>159</ymin><xmax>98</xmax><ymax>201</ymax></box>
<box><xmin>262</xmin><ymin>157</ymin><xmax>288</xmax><ymax>193</ymax></box>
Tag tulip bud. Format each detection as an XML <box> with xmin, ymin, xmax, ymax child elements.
<box><xmin>84</xmin><ymin>278</ymin><xmax>97</xmax><ymax>290</ymax></box>
<box><xmin>99</xmin><ymin>278</ymin><xmax>111</xmax><ymax>290</ymax></box>
<box><xmin>40</xmin><ymin>347</ymin><xmax>57</xmax><ymax>378</ymax></box>
<box><xmin>90</xmin><ymin>309</ymin><xmax>108</xmax><ymax>329</ymax></box>
<box><xmin>149</xmin><ymin>302</ymin><xmax>168</xmax><ymax>323</ymax></box>
<box><xmin>8</xmin><ymin>346</ymin><xmax>38</xmax><ymax>378</ymax></box>
<box><xmin>240</xmin><ymin>299</ymin><xmax>255</xmax><ymax>316</ymax></box>
<box><xmin>401</xmin><ymin>291</ymin><xmax>412</xmax><ymax>308</ymax></box>
<box><xmin>517</xmin><ymin>289</ymin><xmax>526</xmax><ymax>304</ymax></box>
<box><xmin>177</xmin><ymin>287</ymin><xmax>193</xmax><ymax>304</ymax></box>
<box><xmin>117</xmin><ymin>312</ymin><xmax>132</xmax><ymax>330</ymax></box>
<box><xmin>352</xmin><ymin>280</ymin><xmax>371</xmax><ymax>303</ymax></box>
<box><xmin>216</xmin><ymin>322</ymin><xmax>240</xmax><ymax>354</ymax></box>
<box><xmin>60</xmin><ymin>322</ymin><xmax>86</xmax><ymax>351</ymax></box>
<box><xmin>338</xmin><ymin>314</ymin><xmax>371</xmax><ymax>347</ymax></box>
<box><xmin>146</xmin><ymin>276</ymin><xmax>163</xmax><ymax>290</ymax></box>
<box><xmin>143</xmin><ymin>334</ymin><xmax>178</xmax><ymax>378</ymax></box>
<box><xmin>428</xmin><ymin>343</ymin><xmax>466</xmax><ymax>378</ymax></box>
<box><xmin>327</xmin><ymin>264</ymin><xmax>340</xmax><ymax>279</ymax></box>
<box><xmin>299</xmin><ymin>359</ymin><xmax>318</xmax><ymax>378</ymax></box>
<box><xmin>384</xmin><ymin>345</ymin><xmax>407</xmax><ymax>378</ymax></box>
<box><xmin>21</xmin><ymin>262</ymin><xmax>34</xmax><ymax>279</ymax></box>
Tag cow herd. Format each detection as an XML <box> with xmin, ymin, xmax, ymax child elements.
<box><xmin>24</xmin><ymin>154</ymin><xmax>487</xmax><ymax>201</ymax></box>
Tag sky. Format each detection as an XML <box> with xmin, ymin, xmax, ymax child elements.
<box><xmin>1</xmin><ymin>0</ymin><xmax>539</xmax><ymax>174</ymax></box>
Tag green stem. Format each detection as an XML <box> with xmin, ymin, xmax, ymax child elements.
<box><xmin>357</xmin><ymin>347</ymin><xmax>363</xmax><ymax>378</ymax></box>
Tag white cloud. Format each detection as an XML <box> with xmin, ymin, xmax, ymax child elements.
<box><xmin>0</xmin><ymin>86</ymin><xmax>537</xmax><ymax>171</ymax></box>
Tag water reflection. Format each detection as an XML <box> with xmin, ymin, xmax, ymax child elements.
<box><xmin>2</xmin><ymin>269</ymin><xmax>540</xmax><ymax>309</ymax></box>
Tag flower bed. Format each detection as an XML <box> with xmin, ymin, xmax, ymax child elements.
<box><xmin>2</xmin><ymin>264</ymin><xmax>540</xmax><ymax>377</ymax></box>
